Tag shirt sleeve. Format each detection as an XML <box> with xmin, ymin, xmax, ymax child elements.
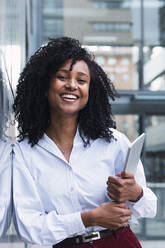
<box><xmin>127</xmin><ymin>160</ymin><xmax>157</xmax><ymax>226</ymax></box>
<box><xmin>0</xmin><ymin>142</ymin><xmax>12</xmax><ymax>238</ymax></box>
<box><xmin>13</xmin><ymin>143</ymin><xmax>86</xmax><ymax>245</ymax></box>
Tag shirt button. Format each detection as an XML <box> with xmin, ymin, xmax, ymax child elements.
<box><xmin>71</xmin><ymin>187</ymin><xmax>74</xmax><ymax>191</ymax></box>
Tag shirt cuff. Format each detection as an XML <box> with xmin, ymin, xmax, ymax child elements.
<box><xmin>127</xmin><ymin>186</ymin><xmax>157</xmax><ymax>219</ymax></box>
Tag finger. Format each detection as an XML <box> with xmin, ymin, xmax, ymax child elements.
<box><xmin>108</xmin><ymin>192</ymin><xmax>126</xmax><ymax>203</ymax></box>
<box><xmin>107</xmin><ymin>191</ymin><xmax>118</xmax><ymax>201</ymax></box>
<box><xmin>114</xmin><ymin>219</ymin><xmax>129</xmax><ymax>230</ymax></box>
<box><xmin>120</xmin><ymin>216</ymin><xmax>130</xmax><ymax>223</ymax></box>
<box><xmin>107</xmin><ymin>183</ymin><xmax>120</xmax><ymax>193</ymax></box>
<box><xmin>108</xmin><ymin>177</ymin><xmax>123</xmax><ymax>186</ymax></box>
<box><xmin>107</xmin><ymin>185</ymin><xmax>122</xmax><ymax>200</ymax></box>
<box><xmin>121</xmin><ymin>170</ymin><xmax>134</xmax><ymax>179</ymax></box>
<box><xmin>124</xmin><ymin>209</ymin><xmax>132</xmax><ymax>216</ymax></box>
<box><xmin>115</xmin><ymin>203</ymin><xmax>129</xmax><ymax>209</ymax></box>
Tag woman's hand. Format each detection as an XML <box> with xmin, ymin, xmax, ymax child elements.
<box><xmin>81</xmin><ymin>201</ymin><xmax>132</xmax><ymax>230</ymax></box>
<box><xmin>107</xmin><ymin>171</ymin><xmax>143</xmax><ymax>203</ymax></box>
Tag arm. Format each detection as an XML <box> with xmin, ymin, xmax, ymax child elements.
<box><xmin>107</xmin><ymin>160</ymin><xmax>157</xmax><ymax>223</ymax></box>
<box><xmin>81</xmin><ymin>201</ymin><xmax>132</xmax><ymax>230</ymax></box>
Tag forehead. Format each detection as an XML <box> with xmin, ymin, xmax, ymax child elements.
<box><xmin>59</xmin><ymin>59</ymin><xmax>90</xmax><ymax>75</ymax></box>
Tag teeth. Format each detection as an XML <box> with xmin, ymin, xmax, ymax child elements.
<box><xmin>61</xmin><ymin>94</ymin><xmax>78</xmax><ymax>99</ymax></box>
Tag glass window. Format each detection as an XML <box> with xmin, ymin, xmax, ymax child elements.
<box><xmin>108</xmin><ymin>57</ymin><xmax>117</xmax><ymax>65</ymax></box>
<box><xmin>109</xmin><ymin>73</ymin><xmax>116</xmax><ymax>82</ymax></box>
<box><xmin>144</xmin><ymin>46</ymin><xmax>165</xmax><ymax>91</ymax></box>
<box><xmin>43</xmin><ymin>19</ymin><xmax>63</xmax><ymax>38</ymax></box>
<box><xmin>86</xmin><ymin>46</ymin><xmax>139</xmax><ymax>90</ymax></box>
<box><xmin>42</xmin><ymin>0</ymin><xmax>63</xmax><ymax>9</ymax></box>
<box><xmin>143</xmin><ymin>1</ymin><xmax>165</xmax><ymax>91</ymax></box>
<box><xmin>122</xmin><ymin>73</ymin><xmax>130</xmax><ymax>81</ymax></box>
<box><xmin>93</xmin><ymin>22</ymin><xmax>131</xmax><ymax>32</ymax></box>
<box><xmin>145</xmin><ymin>115</ymin><xmax>165</xmax><ymax>182</ymax></box>
<box><xmin>93</xmin><ymin>0</ymin><xmax>131</xmax><ymax>9</ymax></box>
<box><xmin>120</xmin><ymin>57</ymin><xmax>130</xmax><ymax>65</ymax></box>
<box><xmin>95</xmin><ymin>56</ymin><xmax>106</xmax><ymax>65</ymax></box>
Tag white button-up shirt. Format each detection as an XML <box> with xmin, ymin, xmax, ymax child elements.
<box><xmin>13</xmin><ymin>128</ymin><xmax>157</xmax><ymax>245</ymax></box>
<box><xmin>0</xmin><ymin>140</ymin><xmax>12</xmax><ymax>238</ymax></box>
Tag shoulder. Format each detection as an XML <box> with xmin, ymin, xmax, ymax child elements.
<box><xmin>13</xmin><ymin>138</ymin><xmax>34</xmax><ymax>161</ymax></box>
<box><xmin>88</xmin><ymin>128</ymin><xmax>130</xmax><ymax>156</ymax></box>
<box><xmin>0</xmin><ymin>139</ymin><xmax>12</xmax><ymax>155</ymax></box>
<box><xmin>110</xmin><ymin>128</ymin><xmax>130</xmax><ymax>146</ymax></box>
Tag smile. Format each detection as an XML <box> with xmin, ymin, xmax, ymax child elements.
<box><xmin>60</xmin><ymin>94</ymin><xmax>79</xmax><ymax>100</ymax></box>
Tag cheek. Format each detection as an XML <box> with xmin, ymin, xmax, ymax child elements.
<box><xmin>84</xmin><ymin>84</ymin><xmax>90</xmax><ymax>98</ymax></box>
<box><xmin>47</xmin><ymin>89</ymin><xmax>59</xmax><ymax>106</ymax></box>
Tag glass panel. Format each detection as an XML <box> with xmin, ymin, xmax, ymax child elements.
<box><xmin>143</xmin><ymin>0</ymin><xmax>165</xmax><ymax>46</ymax></box>
<box><xmin>144</xmin><ymin>115</ymin><xmax>165</xmax><ymax>238</ymax></box>
<box><xmin>0</xmin><ymin>0</ymin><xmax>26</xmax><ymax>247</ymax></box>
<box><xmin>144</xmin><ymin>46</ymin><xmax>165</xmax><ymax>90</ymax></box>
<box><xmin>42</xmin><ymin>0</ymin><xmax>63</xmax><ymax>42</ymax></box>
<box><xmin>143</xmin><ymin>0</ymin><xmax>165</xmax><ymax>91</ymax></box>
<box><xmin>93</xmin><ymin>0</ymin><xmax>131</xmax><ymax>9</ymax></box>
<box><xmin>145</xmin><ymin>115</ymin><xmax>165</xmax><ymax>182</ymax></box>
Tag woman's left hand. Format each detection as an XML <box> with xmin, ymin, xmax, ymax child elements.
<box><xmin>107</xmin><ymin>171</ymin><xmax>143</xmax><ymax>203</ymax></box>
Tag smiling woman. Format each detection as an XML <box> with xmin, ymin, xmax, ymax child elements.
<box><xmin>13</xmin><ymin>37</ymin><xmax>157</xmax><ymax>248</ymax></box>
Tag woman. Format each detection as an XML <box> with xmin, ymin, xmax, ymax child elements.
<box><xmin>13</xmin><ymin>37</ymin><xmax>157</xmax><ymax>247</ymax></box>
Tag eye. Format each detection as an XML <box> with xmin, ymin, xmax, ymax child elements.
<box><xmin>57</xmin><ymin>75</ymin><xmax>67</xmax><ymax>81</ymax></box>
<box><xmin>78</xmin><ymin>79</ymin><xmax>86</xmax><ymax>84</ymax></box>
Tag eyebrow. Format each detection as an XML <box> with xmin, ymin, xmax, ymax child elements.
<box><xmin>58</xmin><ymin>69</ymin><xmax>89</xmax><ymax>78</ymax></box>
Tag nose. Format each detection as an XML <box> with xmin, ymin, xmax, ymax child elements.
<box><xmin>65</xmin><ymin>78</ymin><xmax>77</xmax><ymax>90</ymax></box>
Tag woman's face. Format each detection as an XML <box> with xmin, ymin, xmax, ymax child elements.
<box><xmin>47</xmin><ymin>59</ymin><xmax>90</xmax><ymax>117</ymax></box>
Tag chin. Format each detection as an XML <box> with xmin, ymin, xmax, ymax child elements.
<box><xmin>60</xmin><ymin>108</ymin><xmax>80</xmax><ymax>116</ymax></box>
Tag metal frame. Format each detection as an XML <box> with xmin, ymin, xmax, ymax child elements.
<box><xmin>112</xmin><ymin>90</ymin><xmax>165</xmax><ymax>115</ymax></box>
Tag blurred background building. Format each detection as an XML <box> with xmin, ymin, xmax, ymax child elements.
<box><xmin>0</xmin><ymin>0</ymin><xmax>165</xmax><ymax>247</ymax></box>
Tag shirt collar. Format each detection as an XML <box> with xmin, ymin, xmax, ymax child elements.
<box><xmin>37</xmin><ymin>126</ymin><xmax>83</xmax><ymax>163</ymax></box>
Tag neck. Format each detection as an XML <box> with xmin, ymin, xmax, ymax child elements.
<box><xmin>46</xmin><ymin>113</ymin><xmax>78</xmax><ymax>144</ymax></box>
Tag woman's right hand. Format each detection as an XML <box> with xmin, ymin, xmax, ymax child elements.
<box><xmin>81</xmin><ymin>202</ymin><xmax>132</xmax><ymax>230</ymax></box>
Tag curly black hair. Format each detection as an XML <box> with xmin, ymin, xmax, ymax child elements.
<box><xmin>13</xmin><ymin>37</ymin><xmax>117</xmax><ymax>146</ymax></box>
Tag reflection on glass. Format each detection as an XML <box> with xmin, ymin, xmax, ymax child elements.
<box><xmin>0</xmin><ymin>0</ymin><xmax>26</xmax><ymax>247</ymax></box>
